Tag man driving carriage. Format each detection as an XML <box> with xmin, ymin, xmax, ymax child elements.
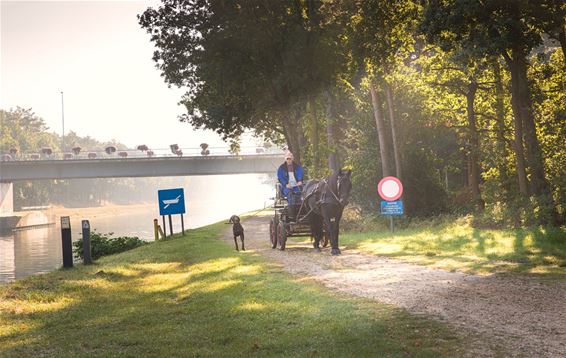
<box><xmin>277</xmin><ymin>151</ymin><xmax>304</xmax><ymax>206</ymax></box>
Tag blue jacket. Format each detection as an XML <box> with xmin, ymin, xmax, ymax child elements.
<box><xmin>277</xmin><ymin>161</ymin><xmax>304</xmax><ymax>196</ymax></box>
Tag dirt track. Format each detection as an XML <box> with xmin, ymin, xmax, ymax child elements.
<box><xmin>223</xmin><ymin>215</ymin><xmax>566</xmax><ymax>357</ymax></box>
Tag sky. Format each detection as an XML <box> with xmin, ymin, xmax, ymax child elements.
<box><xmin>0</xmin><ymin>0</ymin><xmax>240</xmax><ymax>151</ymax></box>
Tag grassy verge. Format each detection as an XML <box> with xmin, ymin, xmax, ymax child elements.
<box><xmin>335</xmin><ymin>220</ymin><xmax>566</xmax><ymax>276</ymax></box>
<box><xmin>0</xmin><ymin>221</ymin><xmax>475</xmax><ymax>357</ymax></box>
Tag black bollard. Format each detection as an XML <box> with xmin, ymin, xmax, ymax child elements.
<box><xmin>82</xmin><ymin>220</ymin><xmax>92</xmax><ymax>265</ymax></box>
<box><xmin>61</xmin><ymin>216</ymin><xmax>73</xmax><ymax>268</ymax></box>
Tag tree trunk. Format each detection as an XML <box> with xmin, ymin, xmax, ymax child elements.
<box><xmin>506</xmin><ymin>55</ymin><xmax>550</xmax><ymax>197</ymax></box>
<box><xmin>502</xmin><ymin>54</ymin><xmax>530</xmax><ymax>196</ymax></box>
<box><xmin>283</xmin><ymin>111</ymin><xmax>302</xmax><ymax>164</ymax></box>
<box><xmin>324</xmin><ymin>90</ymin><xmax>338</xmax><ymax>171</ymax></box>
<box><xmin>309</xmin><ymin>99</ymin><xmax>320</xmax><ymax>176</ymax></box>
<box><xmin>369</xmin><ymin>83</ymin><xmax>392</xmax><ymax>177</ymax></box>
<box><xmin>510</xmin><ymin>96</ymin><xmax>531</xmax><ymax>196</ymax></box>
<box><xmin>559</xmin><ymin>25</ymin><xmax>566</xmax><ymax>69</ymax></box>
<box><xmin>492</xmin><ymin>61</ymin><xmax>512</xmax><ymax>199</ymax></box>
<box><xmin>505</xmin><ymin>52</ymin><xmax>558</xmax><ymax>224</ymax></box>
<box><xmin>297</xmin><ymin>114</ymin><xmax>307</xmax><ymax>151</ymax></box>
<box><xmin>385</xmin><ymin>81</ymin><xmax>402</xmax><ymax>180</ymax></box>
<box><xmin>466</xmin><ymin>81</ymin><xmax>484</xmax><ymax>210</ymax></box>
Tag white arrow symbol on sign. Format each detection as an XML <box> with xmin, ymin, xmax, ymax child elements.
<box><xmin>162</xmin><ymin>195</ymin><xmax>181</xmax><ymax>209</ymax></box>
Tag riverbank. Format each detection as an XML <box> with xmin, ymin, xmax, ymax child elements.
<box><xmin>15</xmin><ymin>203</ymin><xmax>156</xmax><ymax>220</ymax></box>
<box><xmin>0</xmin><ymin>220</ymin><xmax>469</xmax><ymax>357</ymax></box>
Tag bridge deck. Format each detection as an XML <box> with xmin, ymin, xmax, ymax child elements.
<box><xmin>0</xmin><ymin>154</ymin><xmax>282</xmax><ymax>182</ymax></box>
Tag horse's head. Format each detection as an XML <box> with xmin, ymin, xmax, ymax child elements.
<box><xmin>337</xmin><ymin>169</ymin><xmax>352</xmax><ymax>207</ymax></box>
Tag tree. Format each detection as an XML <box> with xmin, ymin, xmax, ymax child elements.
<box><xmin>343</xmin><ymin>0</ymin><xmax>419</xmax><ymax>177</ymax></box>
<box><xmin>421</xmin><ymin>0</ymin><xmax>563</xmax><ymax>224</ymax></box>
<box><xmin>139</xmin><ymin>0</ymin><xmax>343</xmax><ymax>163</ymax></box>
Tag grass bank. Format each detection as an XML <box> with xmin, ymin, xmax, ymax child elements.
<box><xmin>337</xmin><ymin>219</ymin><xmax>566</xmax><ymax>276</ymax></box>
<box><xmin>1</xmin><ymin>221</ymin><xmax>472</xmax><ymax>357</ymax></box>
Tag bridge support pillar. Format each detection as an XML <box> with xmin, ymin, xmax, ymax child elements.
<box><xmin>0</xmin><ymin>182</ymin><xmax>14</xmax><ymax>216</ymax></box>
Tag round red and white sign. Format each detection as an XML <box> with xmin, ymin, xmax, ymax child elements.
<box><xmin>377</xmin><ymin>176</ymin><xmax>403</xmax><ymax>201</ymax></box>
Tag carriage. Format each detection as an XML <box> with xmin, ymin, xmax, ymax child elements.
<box><xmin>269</xmin><ymin>184</ymin><xmax>329</xmax><ymax>250</ymax></box>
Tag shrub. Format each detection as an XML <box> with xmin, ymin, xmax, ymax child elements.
<box><xmin>73</xmin><ymin>230</ymin><xmax>147</xmax><ymax>261</ymax></box>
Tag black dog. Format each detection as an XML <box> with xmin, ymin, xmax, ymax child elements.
<box><xmin>229</xmin><ymin>215</ymin><xmax>245</xmax><ymax>251</ymax></box>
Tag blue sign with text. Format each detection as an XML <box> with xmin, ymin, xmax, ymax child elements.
<box><xmin>381</xmin><ymin>200</ymin><xmax>404</xmax><ymax>216</ymax></box>
<box><xmin>158</xmin><ymin>188</ymin><xmax>186</xmax><ymax>215</ymax></box>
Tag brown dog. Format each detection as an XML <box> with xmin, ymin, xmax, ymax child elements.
<box><xmin>229</xmin><ymin>215</ymin><xmax>245</xmax><ymax>251</ymax></box>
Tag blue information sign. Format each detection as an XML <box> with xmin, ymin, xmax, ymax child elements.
<box><xmin>158</xmin><ymin>188</ymin><xmax>186</xmax><ymax>215</ymax></box>
<box><xmin>381</xmin><ymin>200</ymin><xmax>404</xmax><ymax>216</ymax></box>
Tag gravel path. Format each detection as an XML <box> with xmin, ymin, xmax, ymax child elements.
<box><xmin>224</xmin><ymin>215</ymin><xmax>566</xmax><ymax>357</ymax></box>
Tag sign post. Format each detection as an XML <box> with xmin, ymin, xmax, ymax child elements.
<box><xmin>82</xmin><ymin>220</ymin><xmax>92</xmax><ymax>265</ymax></box>
<box><xmin>377</xmin><ymin>176</ymin><xmax>404</xmax><ymax>232</ymax></box>
<box><xmin>158</xmin><ymin>188</ymin><xmax>186</xmax><ymax>238</ymax></box>
<box><xmin>61</xmin><ymin>216</ymin><xmax>73</xmax><ymax>268</ymax></box>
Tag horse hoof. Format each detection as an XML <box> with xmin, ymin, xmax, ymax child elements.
<box><xmin>314</xmin><ymin>247</ymin><xmax>321</xmax><ymax>252</ymax></box>
<box><xmin>331</xmin><ymin>248</ymin><xmax>341</xmax><ymax>255</ymax></box>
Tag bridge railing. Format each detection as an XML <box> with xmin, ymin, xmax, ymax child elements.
<box><xmin>1</xmin><ymin>146</ymin><xmax>284</xmax><ymax>162</ymax></box>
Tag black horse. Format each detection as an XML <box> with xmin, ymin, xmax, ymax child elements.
<box><xmin>301</xmin><ymin>169</ymin><xmax>352</xmax><ymax>255</ymax></box>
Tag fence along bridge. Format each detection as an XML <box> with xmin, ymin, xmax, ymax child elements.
<box><xmin>0</xmin><ymin>153</ymin><xmax>282</xmax><ymax>216</ymax></box>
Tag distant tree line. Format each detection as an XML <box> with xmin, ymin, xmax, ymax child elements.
<box><xmin>0</xmin><ymin>107</ymin><xmax>182</xmax><ymax>209</ymax></box>
<box><xmin>139</xmin><ymin>0</ymin><xmax>565</xmax><ymax>227</ymax></box>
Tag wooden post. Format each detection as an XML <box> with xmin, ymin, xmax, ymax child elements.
<box><xmin>153</xmin><ymin>219</ymin><xmax>159</xmax><ymax>241</ymax></box>
<box><xmin>168</xmin><ymin>214</ymin><xmax>173</xmax><ymax>236</ymax></box>
<box><xmin>82</xmin><ymin>220</ymin><xmax>92</xmax><ymax>265</ymax></box>
<box><xmin>61</xmin><ymin>216</ymin><xmax>73</xmax><ymax>268</ymax></box>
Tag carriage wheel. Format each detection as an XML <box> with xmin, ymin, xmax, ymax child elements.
<box><xmin>269</xmin><ymin>218</ymin><xmax>278</xmax><ymax>249</ymax></box>
<box><xmin>277</xmin><ymin>222</ymin><xmax>287</xmax><ymax>250</ymax></box>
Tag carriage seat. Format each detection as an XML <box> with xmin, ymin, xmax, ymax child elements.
<box><xmin>276</xmin><ymin>183</ymin><xmax>303</xmax><ymax>221</ymax></box>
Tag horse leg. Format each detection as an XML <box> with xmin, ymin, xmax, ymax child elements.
<box><xmin>315</xmin><ymin>219</ymin><xmax>324</xmax><ymax>252</ymax></box>
<box><xmin>240</xmin><ymin>233</ymin><xmax>245</xmax><ymax>251</ymax></box>
<box><xmin>310</xmin><ymin>214</ymin><xmax>322</xmax><ymax>251</ymax></box>
<box><xmin>322</xmin><ymin>206</ymin><xmax>340</xmax><ymax>255</ymax></box>
<box><xmin>334</xmin><ymin>209</ymin><xmax>343</xmax><ymax>255</ymax></box>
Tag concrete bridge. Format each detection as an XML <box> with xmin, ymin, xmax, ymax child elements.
<box><xmin>0</xmin><ymin>154</ymin><xmax>282</xmax><ymax>216</ymax></box>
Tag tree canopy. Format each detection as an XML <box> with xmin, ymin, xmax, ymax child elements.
<box><xmin>136</xmin><ymin>0</ymin><xmax>566</xmax><ymax>226</ymax></box>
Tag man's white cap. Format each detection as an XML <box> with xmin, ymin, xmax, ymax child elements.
<box><xmin>285</xmin><ymin>151</ymin><xmax>294</xmax><ymax>160</ymax></box>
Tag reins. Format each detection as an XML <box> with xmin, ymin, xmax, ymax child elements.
<box><xmin>321</xmin><ymin>178</ymin><xmax>342</xmax><ymax>204</ymax></box>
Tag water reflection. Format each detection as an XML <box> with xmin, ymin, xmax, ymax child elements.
<box><xmin>0</xmin><ymin>174</ymin><xmax>275</xmax><ymax>283</ymax></box>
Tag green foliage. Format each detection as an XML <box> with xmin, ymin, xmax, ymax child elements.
<box><xmin>73</xmin><ymin>230</ymin><xmax>147</xmax><ymax>261</ymax></box>
<box><xmin>0</xmin><ymin>107</ymin><xmax>59</xmax><ymax>155</ymax></box>
<box><xmin>1</xmin><ymin>107</ymin><xmax>179</xmax><ymax>209</ymax></box>
<box><xmin>139</xmin><ymin>0</ymin><xmax>344</xmax><ymax>159</ymax></box>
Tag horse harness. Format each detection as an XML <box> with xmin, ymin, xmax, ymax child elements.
<box><xmin>295</xmin><ymin>178</ymin><xmax>343</xmax><ymax>222</ymax></box>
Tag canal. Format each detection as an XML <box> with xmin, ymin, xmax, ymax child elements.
<box><xmin>0</xmin><ymin>174</ymin><xmax>274</xmax><ymax>283</ymax></box>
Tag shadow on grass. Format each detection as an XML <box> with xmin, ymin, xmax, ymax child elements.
<box><xmin>341</xmin><ymin>224</ymin><xmax>566</xmax><ymax>275</ymax></box>
<box><xmin>0</xmin><ymin>226</ymin><xmax>468</xmax><ymax>357</ymax></box>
